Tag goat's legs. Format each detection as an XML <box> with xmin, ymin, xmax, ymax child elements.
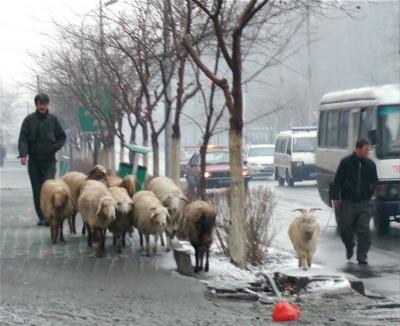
<box><xmin>307</xmin><ymin>256</ymin><xmax>312</xmax><ymax>268</ymax></box>
<box><xmin>194</xmin><ymin>246</ymin><xmax>200</xmax><ymax>273</ymax></box>
<box><xmin>50</xmin><ymin>220</ymin><xmax>58</xmax><ymax>244</ymax></box>
<box><xmin>300</xmin><ymin>254</ymin><xmax>308</xmax><ymax>270</ymax></box>
<box><xmin>160</xmin><ymin>232</ymin><xmax>165</xmax><ymax>246</ymax></box>
<box><xmin>86</xmin><ymin>224</ymin><xmax>92</xmax><ymax>248</ymax></box>
<box><xmin>139</xmin><ymin>232</ymin><xmax>144</xmax><ymax>248</ymax></box>
<box><xmin>199</xmin><ymin>247</ymin><xmax>204</xmax><ymax>272</ymax></box>
<box><xmin>59</xmin><ymin>220</ymin><xmax>65</xmax><ymax>241</ymax></box>
<box><xmin>95</xmin><ymin>228</ymin><xmax>104</xmax><ymax>258</ymax></box>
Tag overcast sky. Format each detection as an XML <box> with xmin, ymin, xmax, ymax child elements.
<box><xmin>0</xmin><ymin>0</ymin><xmax>102</xmax><ymax>96</ymax></box>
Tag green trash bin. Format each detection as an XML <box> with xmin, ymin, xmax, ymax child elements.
<box><xmin>118</xmin><ymin>162</ymin><xmax>133</xmax><ymax>178</ymax></box>
<box><xmin>135</xmin><ymin>165</ymin><xmax>147</xmax><ymax>192</ymax></box>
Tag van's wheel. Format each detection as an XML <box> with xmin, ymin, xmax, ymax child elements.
<box><xmin>276</xmin><ymin>170</ymin><xmax>285</xmax><ymax>186</ymax></box>
<box><xmin>286</xmin><ymin>170</ymin><xmax>295</xmax><ymax>187</ymax></box>
<box><xmin>374</xmin><ymin>212</ymin><xmax>390</xmax><ymax>236</ymax></box>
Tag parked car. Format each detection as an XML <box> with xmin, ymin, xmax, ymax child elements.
<box><xmin>180</xmin><ymin>146</ymin><xmax>198</xmax><ymax>177</ymax></box>
<box><xmin>274</xmin><ymin>127</ymin><xmax>317</xmax><ymax>187</ymax></box>
<box><xmin>186</xmin><ymin>145</ymin><xmax>251</xmax><ymax>190</ymax></box>
<box><xmin>245</xmin><ymin>144</ymin><xmax>275</xmax><ymax>178</ymax></box>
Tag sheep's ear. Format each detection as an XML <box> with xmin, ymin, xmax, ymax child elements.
<box><xmin>179</xmin><ymin>194</ymin><xmax>189</xmax><ymax>203</ymax></box>
<box><xmin>309</xmin><ymin>208</ymin><xmax>322</xmax><ymax>213</ymax></box>
<box><xmin>150</xmin><ymin>207</ymin><xmax>157</xmax><ymax>219</ymax></box>
<box><xmin>96</xmin><ymin>200</ymin><xmax>104</xmax><ymax>215</ymax></box>
<box><xmin>161</xmin><ymin>195</ymin><xmax>172</xmax><ymax>206</ymax></box>
<box><xmin>292</xmin><ymin>208</ymin><xmax>307</xmax><ymax>214</ymax></box>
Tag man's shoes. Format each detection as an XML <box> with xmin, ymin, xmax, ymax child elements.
<box><xmin>346</xmin><ymin>248</ymin><xmax>354</xmax><ymax>260</ymax></box>
<box><xmin>358</xmin><ymin>259</ymin><xmax>368</xmax><ymax>265</ymax></box>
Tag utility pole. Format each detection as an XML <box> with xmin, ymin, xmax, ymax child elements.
<box><xmin>306</xmin><ymin>5</ymin><xmax>313</xmax><ymax>125</ymax></box>
<box><xmin>163</xmin><ymin>0</ymin><xmax>172</xmax><ymax>177</ymax></box>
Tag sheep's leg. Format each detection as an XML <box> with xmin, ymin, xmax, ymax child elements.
<box><xmin>160</xmin><ymin>232</ymin><xmax>165</xmax><ymax>247</ymax></box>
<box><xmin>145</xmin><ymin>234</ymin><xmax>150</xmax><ymax>256</ymax></box>
<box><xmin>95</xmin><ymin>229</ymin><xmax>104</xmax><ymax>258</ymax></box>
<box><xmin>82</xmin><ymin>224</ymin><xmax>86</xmax><ymax>236</ymax></box>
<box><xmin>50</xmin><ymin>220</ymin><xmax>57</xmax><ymax>244</ymax></box>
<box><xmin>205</xmin><ymin>249</ymin><xmax>210</xmax><ymax>272</ymax></box>
<box><xmin>68</xmin><ymin>216</ymin><xmax>73</xmax><ymax>234</ymax></box>
<box><xmin>122</xmin><ymin>232</ymin><xmax>126</xmax><ymax>247</ymax></box>
<box><xmin>86</xmin><ymin>224</ymin><xmax>92</xmax><ymax>248</ymax></box>
<box><xmin>101</xmin><ymin>229</ymin><xmax>106</xmax><ymax>251</ymax></box>
<box><xmin>128</xmin><ymin>225</ymin><xmax>133</xmax><ymax>238</ymax></box>
<box><xmin>116</xmin><ymin>235</ymin><xmax>122</xmax><ymax>253</ymax></box>
<box><xmin>139</xmin><ymin>232</ymin><xmax>144</xmax><ymax>248</ymax></box>
<box><xmin>72</xmin><ymin>213</ymin><xmax>77</xmax><ymax>234</ymax></box>
<box><xmin>153</xmin><ymin>234</ymin><xmax>158</xmax><ymax>254</ymax></box>
<box><xmin>59</xmin><ymin>220</ymin><xmax>65</xmax><ymax>242</ymax></box>
<box><xmin>165</xmin><ymin>234</ymin><xmax>172</xmax><ymax>252</ymax></box>
<box><xmin>199</xmin><ymin>247</ymin><xmax>204</xmax><ymax>272</ymax></box>
<box><xmin>194</xmin><ymin>246</ymin><xmax>200</xmax><ymax>273</ymax></box>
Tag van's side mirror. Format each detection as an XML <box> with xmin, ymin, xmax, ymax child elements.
<box><xmin>368</xmin><ymin>129</ymin><xmax>377</xmax><ymax>146</ymax></box>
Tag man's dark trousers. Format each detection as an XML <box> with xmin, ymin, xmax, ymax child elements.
<box><xmin>337</xmin><ymin>200</ymin><xmax>372</xmax><ymax>261</ymax></box>
<box><xmin>28</xmin><ymin>159</ymin><xmax>56</xmax><ymax>220</ymax></box>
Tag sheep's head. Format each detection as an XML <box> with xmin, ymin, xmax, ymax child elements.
<box><xmin>97</xmin><ymin>196</ymin><xmax>116</xmax><ymax>221</ymax></box>
<box><xmin>161</xmin><ymin>193</ymin><xmax>188</xmax><ymax>231</ymax></box>
<box><xmin>53</xmin><ymin>189</ymin><xmax>70</xmax><ymax>208</ymax></box>
<box><xmin>150</xmin><ymin>206</ymin><xmax>169</xmax><ymax>231</ymax></box>
<box><xmin>116</xmin><ymin>198</ymin><xmax>134</xmax><ymax>215</ymax></box>
<box><xmin>293</xmin><ymin>208</ymin><xmax>321</xmax><ymax>239</ymax></box>
<box><xmin>87</xmin><ymin>165</ymin><xmax>108</xmax><ymax>184</ymax></box>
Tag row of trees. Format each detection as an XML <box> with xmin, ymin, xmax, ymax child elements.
<box><xmin>32</xmin><ymin>0</ymin><xmax>351</xmax><ymax>267</ymax></box>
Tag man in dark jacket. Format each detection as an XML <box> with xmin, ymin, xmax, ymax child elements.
<box><xmin>18</xmin><ymin>93</ymin><xmax>66</xmax><ymax>226</ymax></box>
<box><xmin>332</xmin><ymin>138</ymin><xmax>378</xmax><ymax>265</ymax></box>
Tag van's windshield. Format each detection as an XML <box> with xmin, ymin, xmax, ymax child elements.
<box><xmin>293</xmin><ymin>137</ymin><xmax>317</xmax><ymax>153</ymax></box>
<box><xmin>378</xmin><ymin>105</ymin><xmax>400</xmax><ymax>159</ymax></box>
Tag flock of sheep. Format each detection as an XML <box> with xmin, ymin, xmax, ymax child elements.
<box><xmin>39</xmin><ymin>165</ymin><xmax>217</xmax><ymax>273</ymax></box>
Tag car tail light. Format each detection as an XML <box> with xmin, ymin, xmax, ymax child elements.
<box><xmin>376</xmin><ymin>184</ymin><xmax>386</xmax><ymax>196</ymax></box>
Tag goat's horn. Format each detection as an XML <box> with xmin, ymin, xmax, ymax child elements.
<box><xmin>292</xmin><ymin>208</ymin><xmax>307</xmax><ymax>214</ymax></box>
<box><xmin>309</xmin><ymin>208</ymin><xmax>322</xmax><ymax>213</ymax></box>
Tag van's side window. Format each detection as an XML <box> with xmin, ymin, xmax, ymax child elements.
<box><xmin>286</xmin><ymin>138</ymin><xmax>292</xmax><ymax>154</ymax></box>
<box><xmin>281</xmin><ymin>138</ymin><xmax>288</xmax><ymax>153</ymax></box>
<box><xmin>275</xmin><ymin>138</ymin><xmax>281</xmax><ymax>152</ymax></box>
<box><xmin>318</xmin><ymin>111</ymin><xmax>327</xmax><ymax>146</ymax></box>
<box><xmin>327</xmin><ymin>110</ymin><xmax>339</xmax><ymax>147</ymax></box>
<box><xmin>338</xmin><ymin>110</ymin><xmax>350</xmax><ymax>148</ymax></box>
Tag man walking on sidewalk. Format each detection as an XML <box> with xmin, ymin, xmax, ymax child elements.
<box><xmin>18</xmin><ymin>93</ymin><xmax>66</xmax><ymax>226</ymax></box>
<box><xmin>332</xmin><ymin>138</ymin><xmax>378</xmax><ymax>265</ymax></box>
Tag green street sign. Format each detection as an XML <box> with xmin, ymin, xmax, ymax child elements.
<box><xmin>78</xmin><ymin>85</ymin><xmax>112</xmax><ymax>132</ymax></box>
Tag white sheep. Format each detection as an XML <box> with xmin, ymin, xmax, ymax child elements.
<box><xmin>132</xmin><ymin>190</ymin><xmax>169</xmax><ymax>256</ymax></box>
<box><xmin>288</xmin><ymin>208</ymin><xmax>321</xmax><ymax>270</ymax></box>
<box><xmin>40</xmin><ymin>179</ymin><xmax>74</xmax><ymax>244</ymax></box>
<box><xmin>108</xmin><ymin>186</ymin><xmax>134</xmax><ymax>253</ymax></box>
<box><xmin>146</xmin><ymin>176</ymin><xmax>188</xmax><ymax>251</ymax></box>
<box><xmin>182</xmin><ymin>200</ymin><xmax>217</xmax><ymax>273</ymax></box>
<box><xmin>78</xmin><ymin>180</ymin><xmax>116</xmax><ymax>257</ymax></box>
<box><xmin>62</xmin><ymin>171</ymin><xmax>86</xmax><ymax>234</ymax></box>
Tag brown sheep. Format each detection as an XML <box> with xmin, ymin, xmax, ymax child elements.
<box><xmin>40</xmin><ymin>179</ymin><xmax>74</xmax><ymax>244</ymax></box>
<box><xmin>182</xmin><ymin>201</ymin><xmax>217</xmax><ymax>273</ymax></box>
<box><xmin>121</xmin><ymin>175</ymin><xmax>137</xmax><ymax>198</ymax></box>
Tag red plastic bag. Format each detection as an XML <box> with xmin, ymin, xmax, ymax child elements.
<box><xmin>272</xmin><ymin>301</ymin><xmax>301</xmax><ymax>322</ymax></box>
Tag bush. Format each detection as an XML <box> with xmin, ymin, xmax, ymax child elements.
<box><xmin>209</xmin><ymin>186</ymin><xmax>276</xmax><ymax>266</ymax></box>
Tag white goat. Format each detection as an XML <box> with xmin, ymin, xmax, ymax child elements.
<box><xmin>288</xmin><ymin>208</ymin><xmax>321</xmax><ymax>270</ymax></box>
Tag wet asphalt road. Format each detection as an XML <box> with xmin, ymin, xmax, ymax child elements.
<box><xmin>250</xmin><ymin>177</ymin><xmax>400</xmax><ymax>300</ymax></box>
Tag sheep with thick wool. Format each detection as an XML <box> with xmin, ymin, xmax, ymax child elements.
<box><xmin>40</xmin><ymin>179</ymin><xmax>74</xmax><ymax>244</ymax></box>
<box><xmin>62</xmin><ymin>171</ymin><xmax>86</xmax><ymax>234</ymax></box>
<box><xmin>107</xmin><ymin>186</ymin><xmax>134</xmax><ymax>253</ymax></box>
<box><xmin>288</xmin><ymin>208</ymin><xmax>321</xmax><ymax>270</ymax></box>
<box><xmin>132</xmin><ymin>190</ymin><xmax>169</xmax><ymax>256</ymax></box>
<box><xmin>146</xmin><ymin>176</ymin><xmax>187</xmax><ymax>251</ymax></box>
<box><xmin>182</xmin><ymin>200</ymin><xmax>217</xmax><ymax>273</ymax></box>
<box><xmin>78</xmin><ymin>180</ymin><xmax>116</xmax><ymax>257</ymax></box>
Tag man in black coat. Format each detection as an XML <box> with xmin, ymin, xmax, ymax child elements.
<box><xmin>18</xmin><ymin>93</ymin><xmax>66</xmax><ymax>226</ymax></box>
<box><xmin>332</xmin><ymin>138</ymin><xmax>378</xmax><ymax>265</ymax></box>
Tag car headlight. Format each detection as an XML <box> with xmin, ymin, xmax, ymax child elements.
<box><xmin>204</xmin><ymin>171</ymin><xmax>212</xmax><ymax>178</ymax></box>
<box><xmin>243</xmin><ymin>169</ymin><xmax>249</xmax><ymax>176</ymax></box>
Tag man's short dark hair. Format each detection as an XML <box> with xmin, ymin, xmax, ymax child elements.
<box><xmin>356</xmin><ymin>137</ymin><xmax>370</xmax><ymax>149</ymax></box>
<box><xmin>34</xmin><ymin>93</ymin><xmax>50</xmax><ymax>105</ymax></box>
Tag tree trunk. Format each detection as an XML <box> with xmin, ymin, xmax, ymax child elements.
<box><xmin>142</xmin><ymin>123</ymin><xmax>149</xmax><ymax>168</ymax></box>
<box><xmin>199</xmin><ymin>136</ymin><xmax>210</xmax><ymax>200</ymax></box>
<box><xmin>171</xmin><ymin>124</ymin><xmax>180</xmax><ymax>183</ymax></box>
<box><xmin>120</xmin><ymin>140</ymin><xmax>125</xmax><ymax>163</ymax></box>
<box><xmin>228</xmin><ymin>125</ymin><xmax>247</xmax><ymax>268</ymax></box>
<box><xmin>151</xmin><ymin>134</ymin><xmax>159</xmax><ymax>176</ymax></box>
<box><xmin>129</xmin><ymin>125</ymin><xmax>137</xmax><ymax>165</ymax></box>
